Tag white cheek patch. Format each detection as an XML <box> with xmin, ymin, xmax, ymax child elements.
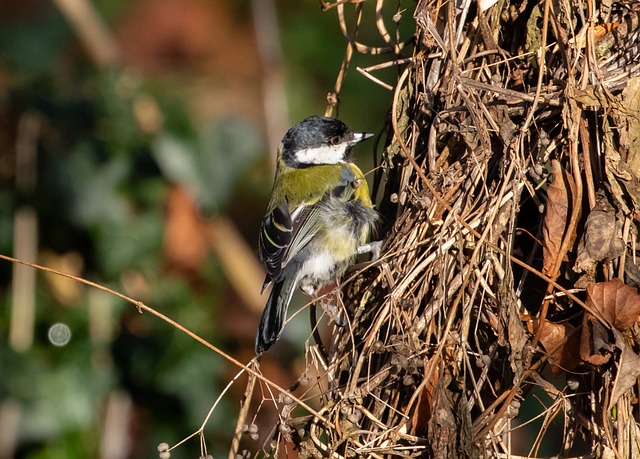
<box><xmin>295</xmin><ymin>144</ymin><xmax>347</xmax><ymax>165</ymax></box>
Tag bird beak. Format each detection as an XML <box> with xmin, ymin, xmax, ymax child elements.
<box><xmin>349</xmin><ymin>132</ymin><xmax>374</xmax><ymax>145</ymax></box>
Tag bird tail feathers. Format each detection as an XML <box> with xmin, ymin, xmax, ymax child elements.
<box><xmin>255</xmin><ymin>274</ymin><xmax>298</xmax><ymax>355</ymax></box>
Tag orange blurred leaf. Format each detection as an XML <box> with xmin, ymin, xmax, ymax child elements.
<box><xmin>41</xmin><ymin>250</ymin><xmax>84</xmax><ymax>305</ymax></box>
<box><xmin>162</xmin><ymin>184</ymin><xmax>209</xmax><ymax>276</ymax></box>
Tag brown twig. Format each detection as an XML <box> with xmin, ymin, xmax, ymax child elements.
<box><xmin>0</xmin><ymin>253</ymin><xmax>332</xmax><ymax>428</ymax></box>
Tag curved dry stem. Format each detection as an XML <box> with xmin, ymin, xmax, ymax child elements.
<box><xmin>0</xmin><ymin>253</ymin><xmax>332</xmax><ymax>428</ymax></box>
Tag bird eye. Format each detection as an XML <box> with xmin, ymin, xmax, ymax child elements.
<box><xmin>329</xmin><ymin>136</ymin><xmax>341</xmax><ymax>146</ymax></box>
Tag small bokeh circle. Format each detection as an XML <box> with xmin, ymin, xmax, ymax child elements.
<box><xmin>48</xmin><ymin>323</ymin><xmax>71</xmax><ymax>346</ymax></box>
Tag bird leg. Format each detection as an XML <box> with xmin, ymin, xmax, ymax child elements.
<box><xmin>309</xmin><ymin>292</ymin><xmax>326</xmax><ymax>357</ymax></box>
<box><xmin>313</xmin><ymin>284</ymin><xmax>346</xmax><ymax>327</ymax></box>
<box><xmin>309</xmin><ymin>286</ymin><xmax>344</xmax><ymax>362</ymax></box>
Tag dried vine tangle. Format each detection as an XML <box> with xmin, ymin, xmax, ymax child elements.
<box><xmin>243</xmin><ymin>0</ymin><xmax>640</xmax><ymax>457</ymax></box>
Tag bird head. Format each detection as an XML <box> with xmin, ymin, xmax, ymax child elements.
<box><xmin>279</xmin><ymin>116</ymin><xmax>373</xmax><ymax>168</ymax></box>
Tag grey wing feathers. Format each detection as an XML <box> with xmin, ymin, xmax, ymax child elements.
<box><xmin>258</xmin><ymin>203</ymin><xmax>323</xmax><ymax>287</ymax></box>
<box><xmin>282</xmin><ymin>205</ymin><xmax>323</xmax><ymax>267</ymax></box>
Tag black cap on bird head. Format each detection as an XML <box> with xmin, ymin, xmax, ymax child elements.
<box><xmin>280</xmin><ymin>116</ymin><xmax>373</xmax><ymax>167</ymax></box>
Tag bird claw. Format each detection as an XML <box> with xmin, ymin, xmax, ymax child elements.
<box><xmin>322</xmin><ymin>301</ymin><xmax>346</xmax><ymax>327</ymax></box>
<box><xmin>357</xmin><ymin>240</ymin><xmax>383</xmax><ymax>261</ymax></box>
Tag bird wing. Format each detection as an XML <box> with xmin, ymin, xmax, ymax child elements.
<box><xmin>281</xmin><ymin>203</ymin><xmax>324</xmax><ymax>267</ymax></box>
<box><xmin>258</xmin><ymin>201</ymin><xmax>323</xmax><ymax>290</ymax></box>
<box><xmin>258</xmin><ymin>202</ymin><xmax>293</xmax><ymax>288</ymax></box>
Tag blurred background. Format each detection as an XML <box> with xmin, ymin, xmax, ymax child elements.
<box><xmin>0</xmin><ymin>0</ymin><xmax>407</xmax><ymax>457</ymax></box>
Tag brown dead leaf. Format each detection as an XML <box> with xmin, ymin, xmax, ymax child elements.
<box><xmin>542</xmin><ymin>160</ymin><xmax>575</xmax><ymax>277</ymax></box>
<box><xmin>412</xmin><ymin>356</ymin><xmax>440</xmax><ymax>435</ymax></box>
<box><xmin>587</xmin><ymin>279</ymin><xmax>640</xmax><ymax>330</ymax></box>
<box><xmin>580</xmin><ymin>279</ymin><xmax>640</xmax><ymax>365</ymax></box>
<box><xmin>578</xmin><ymin>277</ymin><xmax>640</xmax><ymax>407</ymax></box>
<box><xmin>503</xmin><ymin>289</ymin><xmax>528</xmax><ymax>375</ymax></box>
<box><xmin>580</xmin><ymin>314</ymin><xmax>614</xmax><ymax>365</ymax></box>
<box><xmin>615</xmin><ymin>78</ymin><xmax>640</xmax><ymax>178</ymax></box>
<box><xmin>574</xmin><ymin>194</ymin><xmax>625</xmax><ymax>273</ymax></box>
<box><xmin>570</xmin><ymin>22</ymin><xmax>620</xmax><ymax>50</ymax></box>
<box><xmin>604</xmin><ymin>147</ymin><xmax>640</xmax><ymax>213</ymax></box>
<box><xmin>572</xmin><ymin>86</ymin><xmax>614</xmax><ymax>109</ymax></box>
<box><xmin>602</xmin><ymin>86</ymin><xmax>640</xmax><ymax>213</ymax></box>
<box><xmin>536</xmin><ymin>319</ymin><xmax>580</xmax><ymax>375</ymax></box>
<box><xmin>625</xmin><ymin>257</ymin><xmax>640</xmax><ymax>289</ymax></box>
<box><xmin>603</xmin><ymin>120</ymin><xmax>632</xmax><ymax>214</ymax></box>
<box><xmin>427</xmin><ymin>375</ymin><xmax>457</xmax><ymax>459</ymax></box>
<box><xmin>609</xmin><ymin>328</ymin><xmax>640</xmax><ymax>409</ymax></box>
<box><xmin>594</xmin><ymin>22</ymin><xmax>620</xmax><ymax>42</ymax></box>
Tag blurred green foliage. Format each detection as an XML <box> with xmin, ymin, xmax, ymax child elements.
<box><xmin>0</xmin><ymin>4</ymin><xmax>71</xmax><ymax>83</ymax></box>
<box><xmin>152</xmin><ymin>118</ymin><xmax>261</xmax><ymax>213</ymax></box>
<box><xmin>0</xmin><ymin>0</ymin><xmax>405</xmax><ymax>457</ymax></box>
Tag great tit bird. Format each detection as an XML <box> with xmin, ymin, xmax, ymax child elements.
<box><xmin>256</xmin><ymin>116</ymin><xmax>379</xmax><ymax>355</ymax></box>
